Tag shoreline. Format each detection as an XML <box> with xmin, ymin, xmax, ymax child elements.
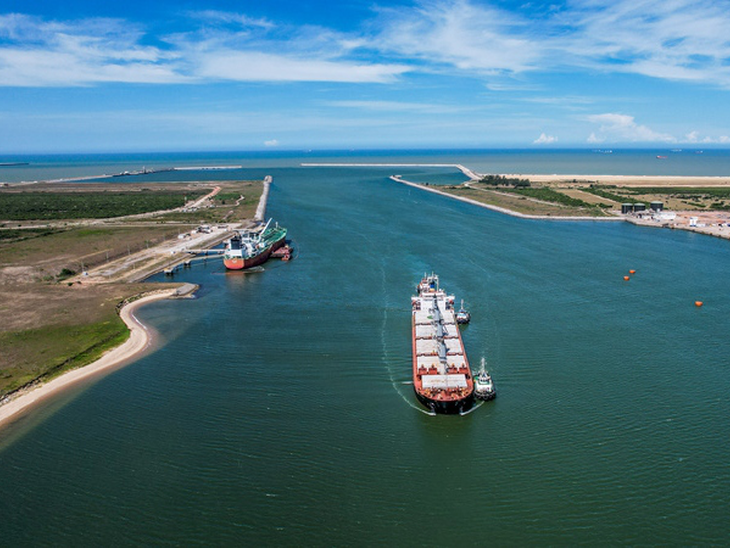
<box><xmin>392</xmin><ymin>176</ymin><xmax>730</xmax><ymax>240</ymax></box>
<box><xmin>0</xmin><ymin>288</ymin><xmax>189</xmax><ymax>431</ymax></box>
<box><xmin>390</xmin><ymin>176</ymin><xmax>622</xmax><ymax>221</ymax></box>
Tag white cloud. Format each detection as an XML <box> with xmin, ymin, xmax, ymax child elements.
<box><xmin>554</xmin><ymin>0</ymin><xmax>730</xmax><ymax>87</ymax></box>
<box><xmin>326</xmin><ymin>100</ymin><xmax>464</xmax><ymax>113</ymax></box>
<box><xmin>586</xmin><ymin>113</ymin><xmax>676</xmax><ymax>143</ymax></box>
<box><xmin>684</xmin><ymin>131</ymin><xmax>730</xmax><ymax>144</ymax></box>
<box><xmin>534</xmin><ymin>132</ymin><xmax>558</xmax><ymax>144</ymax></box>
<box><xmin>373</xmin><ymin>0</ymin><xmax>541</xmax><ymax>74</ymax></box>
<box><xmin>0</xmin><ymin>14</ymin><xmax>186</xmax><ymax>86</ymax></box>
<box><xmin>3</xmin><ymin>0</ymin><xmax>730</xmax><ymax>90</ymax></box>
<box><xmin>0</xmin><ymin>13</ymin><xmax>409</xmax><ymax>86</ymax></box>
<box><xmin>264</xmin><ymin>139</ymin><xmax>279</xmax><ymax>147</ymax></box>
<box><xmin>195</xmin><ymin>51</ymin><xmax>407</xmax><ymax>83</ymax></box>
<box><xmin>191</xmin><ymin>10</ymin><xmax>274</xmax><ymax>29</ymax></box>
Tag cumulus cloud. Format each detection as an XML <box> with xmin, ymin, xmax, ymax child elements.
<box><xmin>0</xmin><ymin>14</ymin><xmax>186</xmax><ymax>86</ymax></box>
<box><xmin>372</xmin><ymin>0</ymin><xmax>541</xmax><ymax>74</ymax></box>
<box><xmin>0</xmin><ymin>12</ymin><xmax>409</xmax><ymax>86</ymax></box>
<box><xmin>685</xmin><ymin>131</ymin><xmax>730</xmax><ymax>143</ymax></box>
<box><xmin>264</xmin><ymin>139</ymin><xmax>279</xmax><ymax>147</ymax></box>
<box><xmin>534</xmin><ymin>132</ymin><xmax>557</xmax><ymax>144</ymax></box>
<box><xmin>586</xmin><ymin>113</ymin><xmax>676</xmax><ymax>143</ymax></box>
<box><xmin>3</xmin><ymin>0</ymin><xmax>730</xmax><ymax>90</ymax></box>
<box><xmin>560</xmin><ymin>0</ymin><xmax>730</xmax><ymax>87</ymax></box>
<box><xmin>587</xmin><ymin>132</ymin><xmax>603</xmax><ymax>144</ymax></box>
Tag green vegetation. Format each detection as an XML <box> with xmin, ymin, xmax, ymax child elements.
<box><xmin>0</xmin><ymin>227</ymin><xmax>62</xmax><ymax>241</ymax></box>
<box><xmin>0</xmin><ymin>190</ymin><xmax>206</xmax><ymax>220</ymax></box>
<box><xmin>57</xmin><ymin>268</ymin><xmax>76</xmax><ymax>281</ymax></box>
<box><xmin>479</xmin><ymin>174</ymin><xmax>531</xmax><ymax>188</ymax></box>
<box><xmin>441</xmin><ymin>185</ymin><xmax>609</xmax><ymax>217</ymax></box>
<box><xmin>0</xmin><ymin>179</ymin><xmax>264</xmax><ymax>398</ymax></box>
<box><xmin>0</xmin><ymin>318</ymin><xmax>129</xmax><ymax>396</ymax></box>
<box><xmin>584</xmin><ymin>185</ymin><xmax>639</xmax><ymax>203</ymax></box>
<box><xmin>624</xmin><ymin>187</ymin><xmax>730</xmax><ymax>198</ymax></box>
<box><xmin>213</xmin><ymin>192</ymin><xmax>243</xmax><ymax>204</ymax></box>
<box><xmin>509</xmin><ymin>187</ymin><xmax>597</xmax><ymax>208</ymax></box>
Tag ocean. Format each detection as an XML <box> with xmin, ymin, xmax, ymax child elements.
<box><xmin>1</xmin><ymin>150</ymin><xmax>730</xmax><ymax>545</ymax></box>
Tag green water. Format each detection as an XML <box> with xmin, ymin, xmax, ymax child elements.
<box><xmin>2</xmin><ymin>164</ymin><xmax>730</xmax><ymax>545</ymax></box>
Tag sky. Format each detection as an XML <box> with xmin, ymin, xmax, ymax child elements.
<box><xmin>1</xmin><ymin>0</ymin><xmax>729</xmax><ymax>153</ymax></box>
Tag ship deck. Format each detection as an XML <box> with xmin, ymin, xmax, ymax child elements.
<box><xmin>412</xmin><ymin>287</ymin><xmax>472</xmax><ymax>395</ymax></box>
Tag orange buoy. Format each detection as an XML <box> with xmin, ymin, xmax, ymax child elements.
<box><xmin>629</xmin><ymin>269</ymin><xmax>636</xmax><ymax>274</ymax></box>
<box><xmin>623</xmin><ymin>276</ymin><xmax>630</xmax><ymax>281</ymax></box>
<box><xmin>695</xmin><ymin>301</ymin><xmax>704</xmax><ymax>307</ymax></box>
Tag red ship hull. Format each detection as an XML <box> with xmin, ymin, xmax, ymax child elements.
<box><xmin>412</xmin><ymin>317</ymin><xmax>474</xmax><ymax>414</ymax></box>
<box><xmin>224</xmin><ymin>234</ymin><xmax>286</xmax><ymax>270</ymax></box>
<box><xmin>411</xmin><ymin>274</ymin><xmax>474</xmax><ymax>415</ymax></box>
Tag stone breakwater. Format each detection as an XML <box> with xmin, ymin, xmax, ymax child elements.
<box><xmin>390</xmin><ymin>176</ymin><xmax>622</xmax><ymax>221</ymax></box>
<box><xmin>255</xmin><ymin>176</ymin><xmax>272</xmax><ymax>222</ymax></box>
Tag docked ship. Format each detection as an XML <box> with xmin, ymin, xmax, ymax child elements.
<box><xmin>411</xmin><ymin>274</ymin><xmax>474</xmax><ymax>414</ymax></box>
<box><xmin>223</xmin><ymin>219</ymin><xmax>287</xmax><ymax>270</ymax></box>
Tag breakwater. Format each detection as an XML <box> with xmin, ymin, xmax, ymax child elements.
<box><xmin>255</xmin><ymin>175</ymin><xmax>272</xmax><ymax>222</ymax></box>
<box><xmin>390</xmin><ymin>175</ymin><xmax>623</xmax><ymax>221</ymax></box>
<box><xmin>2</xmin><ymin>159</ymin><xmax>730</xmax><ymax>546</ymax></box>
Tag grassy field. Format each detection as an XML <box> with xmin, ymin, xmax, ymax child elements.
<box><xmin>0</xmin><ymin>225</ymin><xmax>186</xmax><ymax>279</ymax></box>
<box><xmin>442</xmin><ymin>176</ymin><xmax>730</xmax><ymax>216</ymax></box>
<box><xmin>0</xmin><ymin>283</ymin><xmax>149</xmax><ymax>394</ymax></box>
<box><xmin>0</xmin><ymin>178</ymin><xmax>263</xmax><ymax>399</ymax></box>
<box><xmin>441</xmin><ymin>184</ymin><xmax>611</xmax><ymax>217</ymax></box>
<box><xmin>0</xmin><ymin>190</ymin><xmax>205</xmax><ymax>220</ymax></box>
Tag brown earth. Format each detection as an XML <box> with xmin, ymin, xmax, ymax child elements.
<box><xmin>0</xmin><ymin>179</ymin><xmax>263</xmax><ymax>398</ymax></box>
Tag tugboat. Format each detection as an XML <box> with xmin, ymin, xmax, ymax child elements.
<box><xmin>455</xmin><ymin>299</ymin><xmax>471</xmax><ymax>325</ymax></box>
<box><xmin>474</xmin><ymin>358</ymin><xmax>496</xmax><ymax>401</ymax></box>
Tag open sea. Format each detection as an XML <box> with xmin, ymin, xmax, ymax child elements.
<box><xmin>2</xmin><ymin>149</ymin><xmax>730</xmax><ymax>545</ymax></box>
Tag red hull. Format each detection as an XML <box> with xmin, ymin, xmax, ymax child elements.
<box><xmin>224</xmin><ymin>235</ymin><xmax>286</xmax><ymax>270</ymax></box>
<box><xmin>412</xmin><ymin>315</ymin><xmax>474</xmax><ymax>413</ymax></box>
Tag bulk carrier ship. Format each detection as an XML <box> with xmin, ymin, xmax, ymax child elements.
<box><xmin>411</xmin><ymin>274</ymin><xmax>474</xmax><ymax>414</ymax></box>
<box><xmin>223</xmin><ymin>219</ymin><xmax>287</xmax><ymax>270</ymax></box>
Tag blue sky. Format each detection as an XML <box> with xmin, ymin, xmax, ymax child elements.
<box><xmin>1</xmin><ymin>0</ymin><xmax>729</xmax><ymax>152</ymax></box>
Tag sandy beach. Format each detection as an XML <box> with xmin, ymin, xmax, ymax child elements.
<box><xmin>0</xmin><ymin>288</ymin><xmax>187</xmax><ymax>430</ymax></box>
<box><xmin>503</xmin><ymin>173</ymin><xmax>730</xmax><ymax>187</ymax></box>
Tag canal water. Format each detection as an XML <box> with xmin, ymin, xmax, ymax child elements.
<box><xmin>2</xmin><ymin>155</ymin><xmax>730</xmax><ymax>545</ymax></box>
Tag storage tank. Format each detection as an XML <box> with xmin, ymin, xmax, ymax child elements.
<box><xmin>634</xmin><ymin>203</ymin><xmax>646</xmax><ymax>212</ymax></box>
<box><xmin>650</xmin><ymin>201</ymin><xmax>664</xmax><ymax>211</ymax></box>
<box><xmin>621</xmin><ymin>203</ymin><xmax>634</xmax><ymax>214</ymax></box>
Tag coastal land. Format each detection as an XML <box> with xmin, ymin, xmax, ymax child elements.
<box><xmin>385</xmin><ymin>167</ymin><xmax>730</xmax><ymax>241</ymax></box>
<box><xmin>4</xmin><ymin>160</ymin><xmax>730</xmax><ymax>429</ymax></box>
<box><xmin>306</xmin><ymin>162</ymin><xmax>730</xmax><ymax>240</ymax></box>
<box><xmin>0</xmin><ymin>174</ymin><xmax>266</xmax><ymax>429</ymax></box>
<box><xmin>0</xmin><ymin>287</ymin><xmax>190</xmax><ymax>427</ymax></box>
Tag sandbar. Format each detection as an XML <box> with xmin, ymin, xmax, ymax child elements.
<box><xmin>0</xmin><ymin>288</ymin><xmax>184</xmax><ymax>430</ymax></box>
